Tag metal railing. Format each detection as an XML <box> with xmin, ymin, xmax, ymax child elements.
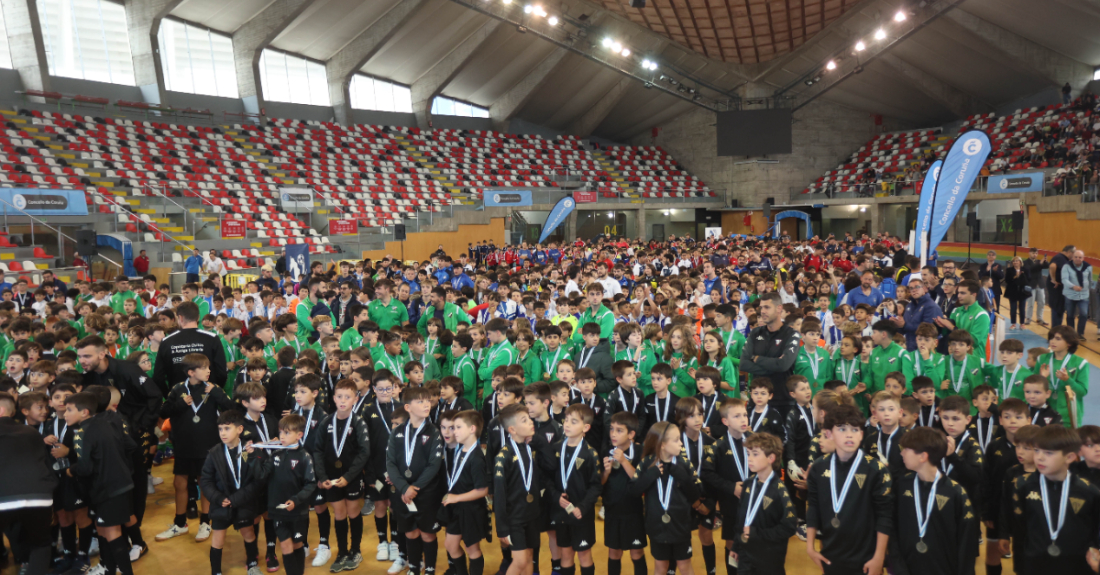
<box><xmin>0</xmin><ymin>196</ymin><xmax>124</xmax><ymax>275</ymax></box>
<box><xmin>471</xmin><ymin>187</ymin><xmax>720</xmax><ymax>208</ymax></box>
<box><xmin>90</xmin><ymin>190</ymin><xmax>196</xmax><ymax>262</ymax></box>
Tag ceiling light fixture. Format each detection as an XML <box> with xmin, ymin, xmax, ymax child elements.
<box><xmin>611</xmin><ymin>41</ymin><xmax>623</xmax><ymax>53</ymax></box>
<box><xmin>874</xmin><ymin>28</ymin><xmax>886</xmax><ymax>40</ymax></box>
<box><xmin>601</xmin><ymin>37</ymin><xmax>613</xmax><ymax>48</ymax></box>
<box><xmin>620</xmin><ymin>48</ymin><xmax>631</xmax><ymax>57</ymax></box>
<box><xmin>524</xmin><ymin>4</ymin><xmax>533</xmax><ymax>13</ymax></box>
<box><xmin>826</xmin><ymin>60</ymin><xmax>837</xmax><ymax>70</ymax></box>
<box><xmin>854</xmin><ymin>40</ymin><xmax>865</xmax><ymax>51</ymax></box>
<box><xmin>547</xmin><ymin>15</ymin><xmax>558</xmax><ymax>25</ymax></box>
<box><xmin>894</xmin><ymin>10</ymin><xmax>906</xmax><ymax>22</ymax></box>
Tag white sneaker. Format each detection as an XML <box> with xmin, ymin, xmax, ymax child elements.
<box><xmin>195</xmin><ymin>523</ymin><xmax>212</xmax><ymax>542</ymax></box>
<box><xmin>376</xmin><ymin>542</ymin><xmax>391</xmax><ymax>561</ymax></box>
<box><xmin>598</xmin><ymin>506</ymin><xmax>605</xmax><ymax>520</ymax></box>
<box><xmin>129</xmin><ymin>544</ymin><xmax>144</xmax><ymax>562</ymax></box>
<box><xmin>312</xmin><ymin>545</ymin><xmax>331</xmax><ymax>567</ymax></box>
<box><xmin>89</xmin><ymin>537</ymin><xmax>100</xmax><ymax>557</ymax></box>
<box><xmin>389</xmin><ymin>541</ymin><xmax>399</xmax><ymax>562</ymax></box>
<box><xmin>147</xmin><ymin>476</ymin><xmax>155</xmax><ymax>494</ymax></box>
<box><xmin>387</xmin><ymin>558</ymin><xmax>406</xmax><ymax>575</ymax></box>
<box><xmin>155</xmin><ymin>523</ymin><xmax>188</xmax><ymax>541</ymax></box>
<box><xmin>248</xmin><ymin>567</ymin><xmax>264</xmax><ymax>575</ymax></box>
<box><xmin>151</xmin><ymin>476</ymin><xmax>164</xmax><ymax>486</ymax></box>
<box><xmin>303</xmin><ymin>546</ymin><xmax>310</xmax><ymax>559</ymax></box>
<box><xmin>86</xmin><ymin>563</ymin><xmax>107</xmax><ymax>575</ymax></box>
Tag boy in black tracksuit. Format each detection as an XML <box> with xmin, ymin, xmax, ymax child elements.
<box><xmin>366</xmin><ymin>374</ymin><xmax>401</xmax><ymax>566</ymax></box>
<box><xmin>601</xmin><ymin>412</ymin><xmax>646</xmax><ymax>575</ymax></box>
<box><xmin>236</xmin><ymin>381</ymin><xmax>282</xmax><ymax>571</ymax></box>
<box><xmin>439</xmin><ymin>410</ymin><xmax>490</xmax><ymax>575</ymax></box>
<box><xmin>747</xmin><ymin>379</ymin><xmax>786</xmax><ymax>442</ymax></box>
<box><xmin>937</xmin><ymin>396</ymin><xmax>984</xmax><ymax>525</ymax></box>
<box><xmin>201</xmin><ymin>411</ymin><xmax>264</xmax><ymax>575</ymax></box>
<box><xmin>256</xmin><ymin>413</ymin><xmax>317</xmax><ymax>575</ymax></box>
<box><xmin>805</xmin><ymin>404</ymin><xmax>892</xmax><ymax>575</ymax></box>
<box><xmin>981</xmin><ymin>398</ymin><xmax>1029</xmax><ymax>575</ymax></box>
<box><xmin>265</xmin><ymin>347</ymin><xmax>297</xmax><ymax>420</ymax></box>
<box><xmin>493</xmin><ymin>404</ymin><xmax>542</xmax><ymax>575</ymax></box>
<box><xmin>642</xmin><ymin>364</ymin><xmax>681</xmax><ymax>438</ymax></box>
<box><xmin>892</xmin><ymin>427</ymin><xmax>979</xmax><ymax>575</ymax></box>
<box><xmin>547</xmin><ymin>405</ymin><xmax>603</xmax><ymax>575</ymax></box>
<box><xmin>570</xmin><ymin>369</ymin><xmax>609</xmax><ymax>450</ymax></box>
<box><xmin>386</xmin><ymin>387</ymin><xmax>445</xmax><ymax>575</ymax></box>
<box><xmin>607</xmin><ymin>361</ymin><xmax>646</xmax><ymax>441</ymax></box>
<box><xmin>701</xmin><ymin>399</ymin><xmax>752</xmax><ymax>575</ymax></box>
<box><xmin>66</xmin><ymin>391</ymin><xmax>137</xmax><ymax>575</ymax></box>
<box><xmin>159</xmin><ymin>353</ymin><xmax>236</xmax><ymax>539</ymax></box>
<box><xmin>525</xmin><ymin>382</ymin><xmax>564</xmax><ymax>575</ymax></box>
<box><xmin>313</xmin><ymin>380</ymin><xmax>372</xmax><ymax>571</ymax></box>
<box><xmin>288</xmin><ymin>374</ymin><xmax>330</xmax><ymax>557</ymax></box>
<box><xmin>730</xmin><ymin>433</ymin><xmax>797</xmax><ymax>574</ymax></box>
<box><xmin>782</xmin><ymin>376</ymin><xmax>816</xmax><ymax>532</ymax></box>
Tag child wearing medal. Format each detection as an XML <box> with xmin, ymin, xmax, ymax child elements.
<box><xmin>629</xmin><ymin>421</ymin><xmax>704</xmax><ymax>575</ymax></box>
<box><xmin>158</xmin><ymin>353</ymin><xmax>235</xmax><ymax>543</ymax></box>
<box><xmin>1007</xmin><ymin>425</ymin><xmax>1100</xmax><ymax>574</ymax></box>
<box><xmin>701</xmin><ymin>398</ymin><xmax>751</xmax><ymax>575</ymax></box>
<box><xmin>549</xmin><ymin>405</ymin><xmax>603</xmax><ymax>575</ymax></box>
<box><xmin>675</xmin><ymin>397</ymin><xmax>719</xmax><ymax>575</ymax></box>
<box><xmin>730</xmin><ymin>432</ymin><xmax>797</xmax><ymax>575</ymax></box>
<box><xmin>894</xmin><ymin>427</ymin><xmax>979</xmax><ymax>574</ymax></box>
<box><xmin>234</xmin><ymin>382</ymin><xmax>282</xmax><ymax>570</ymax></box>
<box><xmin>493</xmin><ymin>404</ymin><xmax>543</xmax><ymax>575</ymax></box>
<box><xmin>313</xmin><ymin>380</ymin><xmax>372</xmax><ymax>571</ymax></box>
<box><xmin>805</xmin><ymin>404</ymin><xmax>891</xmax><ymax>575</ymax></box>
<box><xmin>440</xmin><ymin>410</ymin><xmax>489</xmax><ymax>575</ymax></box>
<box><xmin>200</xmin><ymin>411</ymin><xmax>265</xmax><ymax>575</ymax></box>
<box><xmin>601</xmin><ymin>412</ymin><xmax>646</xmax><ymax>575</ymax></box>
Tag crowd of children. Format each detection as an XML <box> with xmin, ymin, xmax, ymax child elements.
<box><xmin>1</xmin><ymin>234</ymin><xmax>1099</xmax><ymax>575</ymax></box>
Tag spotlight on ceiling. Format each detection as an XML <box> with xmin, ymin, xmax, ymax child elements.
<box><xmin>524</xmin><ymin>4</ymin><xmax>532</xmax><ymax>13</ymax></box>
<box><xmin>601</xmin><ymin>37</ymin><xmax>613</xmax><ymax>48</ymax></box>
<box><xmin>826</xmin><ymin>60</ymin><xmax>837</xmax><ymax>70</ymax></box>
<box><xmin>621</xmin><ymin>48</ymin><xmax>631</xmax><ymax>57</ymax></box>
<box><xmin>611</xmin><ymin>41</ymin><xmax>623</xmax><ymax>53</ymax></box>
<box><xmin>547</xmin><ymin>15</ymin><xmax>558</xmax><ymax>25</ymax></box>
<box><xmin>854</xmin><ymin>40</ymin><xmax>865</xmax><ymax>51</ymax></box>
<box><xmin>874</xmin><ymin>28</ymin><xmax>886</xmax><ymax>40</ymax></box>
<box><xmin>534</xmin><ymin>5</ymin><xmax>546</xmax><ymax>16</ymax></box>
<box><xmin>894</xmin><ymin>10</ymin><xmax>907</xmax><ymax>22</ymax></box>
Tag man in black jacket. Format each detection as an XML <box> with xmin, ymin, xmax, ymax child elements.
<box><xmin>152</xmin><ymin>301</ymin><xmax>227</xmax><ymax>394</ymax></box>
<box><xmin>740</xmin><ymin>293</ymin><xmax>801</xmax><ymax>420</ymax></box>
<box><xmin>79</xmin><ymin>335</ymin><xmax>162</xmax><ymax>441</ymax></box>
<box><xmin>0</xmin><ymin>394</ymin><xmax>58</xmax><ymax>575</ymax></box>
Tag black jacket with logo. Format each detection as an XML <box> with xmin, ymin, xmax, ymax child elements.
<box><xmin>200</xmin><ymin>443</ymin><xmax>264</xmax><ymax>523</ymax></box>
<box><xmin>82</xmin><ymin>357</ymin><xmax>163</xmax><ymax>432</ymax></box>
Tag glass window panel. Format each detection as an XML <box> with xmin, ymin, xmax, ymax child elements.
<box><xmin>0</xmin><ymin>8</ymin><xmax>11</xmax><ymax>69</ymax></box>
<box><xmin>38</xmin><ymin>0</ymin><xmax>134</xmax><ymax>84</ymax></box>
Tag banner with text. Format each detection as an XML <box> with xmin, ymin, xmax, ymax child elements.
<box><xmin>0</xmin><ymin>188</ymin><xmax>89</xmax><ymax>216</ymax></box>
<box><xmin>928</xmin><ymin>130</ymin><xmax>991</xmax><ymax>254</ymax></box>
<box><xmin>911</xmin><ymin>159</ymin><xmax>942</xmax><ymax>259</ymax></box>
<box><xmin>221</xmin><ymin>219</ymin><xmax>246</xmax><ymax>239</ymax></box>
<box><xmin>330</xmin><ymin>219</ymin><xmax>358</xmax><ymax>235</ymax></box>
<box><xmin>484</xmin><ymin>190</ymin><xmax>532</xmax><ymax>207</ymax></box>
<box><xmin>285</xmin><ymin>244</ymin><xmax>310</xmax><ymax>282</ymax></box>
<box><xmin>987</xmin><ymin>172</ymin><xmax>1043</xmax><ymax>193</ymax></box>
<box><xmin>279</xmin><ymin>187</ymin><xmax>314</xmax><ymax>212</ymax></box>
<box><xmin>539</xmin><ymin>196</ymin><xmax>576</xmax><ymax>244</ymax></box>
<box><xmin>573</xmin><ymin>191</ymin><xmax>597</xmax><ymax>203</ymax></box>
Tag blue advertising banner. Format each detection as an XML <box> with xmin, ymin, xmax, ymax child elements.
<box><xmin>987</xmin><ymin>172</ymin><xmax>1043</xmax><ymax>193</ymax></box>
<box><xmin>539</xmin><ymin>196</ymin><xmax>576</xmax><ymax>244</ymax></box>
<box><xmin>285</xmin><ymin>244</ymin><xmax>310</xmax><ymax>282</ymax></box>
<box><xmin>485</xmin><ymin>190</ymin><xmax>532</xmax><ymax>207</ymax></box>
<box><xmin>928</xmin><ymin>130</ymin><xmax>991</xmax><ymax>254</ymax></box>
<box><xmin>911</xmin><ymin>160</ymin><xmax>942</xmax><ymax>258</ymax></box>
<box><xmin>0</xmin><ymin>188</ymin><xmax>89</xmax><ymax>215</ymax></box>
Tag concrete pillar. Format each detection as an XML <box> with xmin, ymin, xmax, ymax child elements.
<box><xmin>488</xmin><ymin>48</ymin><xmax>567</xmax><ymax>133</ymax></box>
<box><xmin>2</xmin><ymin>0</ymin><xmax>50</xmax><ymax>93</ymax></box>
<box><xmin>944</xmin><ymin>10</ymin><xmax>1093</xmax><ymax>91</ymax></box>
<box><xmin>567</xmin><ymin>76</ymin><xmax>630</xmax><ymax>138</ymax></box>
<box><xmin>231</xmin><ymin>0</ymin><xmax>316</xmax><ymax>116</ymax></box>
<box><xmin>325</xmin><ymin>0</ymin><xmax>429</xmax><ymax>125</ymax></box>
<box><xmin>636</xmin><ymin>207</ymin><xmax>647</xmax><ymax>240</ymax></box>
<box><xmin>410</xmin><ymin>19</ymin><xmax>503</xmax><ymax>129</ymax></box>
<box><xmin>878</xmin><ymin>53</ymin><xmax>991</xmax><ymax>119</ymax></box>
<box><xmin>869</xmin><ymin>203</ymin><xmax>886</xmax><ymax>237</ymax></box>
<box><xmin>123</xmin><ymin>0</ymin><xmax>183</xmax><ymax>105</ymax></box>
<box><xmin>565</xmin><ymin>209</ymin><xmax>578</xmax><ymax>240</ymax></box>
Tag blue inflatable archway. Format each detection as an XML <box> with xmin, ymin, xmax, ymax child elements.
<box><xmin>771</xmin><ymin>210</ymin><xmax>813</xmax><ymax>239</ymax></box>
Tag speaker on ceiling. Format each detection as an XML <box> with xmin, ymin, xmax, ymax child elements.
<box><xmin>630</xmin><ymin>0</ymin><xmax>646</xmax><ymax>8</ymax></box>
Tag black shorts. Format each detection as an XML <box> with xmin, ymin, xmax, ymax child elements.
<box><xmin>212</xmin><ymin>515</ymin><xmax>255</xmax><ymax>531</ymax></box>
<box><xmin>274</xmin><ymin>518</ymin><xmax>309</xmax><ymax>544</ymax></box>
<box><xmin>441</xmin><ymin>500</ymin><xmax>489</xmax><ymax>547</ymax></box>
<box><xmin>173</xmin><ymin>456</ymin><xmax>206</xmax><ymax>479</ymax></box>
<box><xmin>603</xmin><ymin>514</ymin><xmax>647</xmax><ymax>550</ymax></box>
<box><xmin>324</xmin><ymin>476</ymin><xmax>366</xmax><ymax>503</ymax></box>
<box><xmin>692</xmin><ymin>506</ymin><xmax>716</xmax><ymax>531</ymax></box>
<box><xmin>650</xmin><ymin>541</ymin><xmax>692</xmax><ymax>562</ymax></box>
<box><xmin>554</xmin><ymin>519</ymin><xmax>596</xmax><ymax>551</ymax></box>
<box><xmin>394</xmin><ymin>492</ymin><xmax>443</xmax><ymax>535</ymax></box>
<box><xmin>93</xmin><ymin>493</ymin><xmax>133</xmax><ymax>528</ymax></box>
<box><xmin>367</xmin><ymin>479</ymin><xmax>392</xmax><ymax>502</ymax></box>
<box><xmin>54</xmin><ymin>476</ymin><xmax>87</xmax><ymax>513</ymax></box>
<box><xmin>501</xmin><ymin>521</ymin><xmax>540</xmax><ymax>552</ymax></box>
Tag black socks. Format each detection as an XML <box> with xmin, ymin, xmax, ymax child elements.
<box><xmin>580</xmin><ymin>564</ymin><xmax>595</xmax><ymax>575</ymax></box>
<box><xmin>78</xmin><ymin>526</ymin><xmax>93</xmax><ymax>557</ymax></box>
<box><xmin>127</xmin><ymin>523</ymin><xmax>146</xmax><ymax>548</ymax></box>
<box><xmin>334</xmin><ymin>518</ymin><xmax>349</xmax><ymax>555</ymax></box>
<box><xmin>265</xmin><ymin>519</ymin><xmax>276</xmax><ymax>552</ymax></box>
<box><xmin>608</xmin><ymin>558</ymin><xmax>622</xmax><ymax>575</ymax></box>
<box><xmin>244</xmin><ymin>539</ymin><xmax>259</xmax><ymax>568</ymax></box>
<box><xmin>986</xmin><ymin>565</ymin><xmax>1002</xmax><ymax>575</ymax></box>
<box><xmin>349</xmin><ymin>515</ymin><xmax>364</xmax><ymax>554</ymax></box>
<box><xmin>317</xmin><ymin>509</ymin><xmax>331</xmax><ymax>547</ymax></box>
<box><xmin>174</xmin><ymin>514</ymin><xmax>187</xmax><ymax>528</ymax></box>
<box><xmin>210</xmin><ymin>547</ymin><xmax>223</xmax><ymax>575</ymax></box>
<box><xmin>702</xmin><ymin>543</ymin><xmax>716</xmax><ymax>575</ymax></box>
<box><xmin>560</xmin><ymin>564</ymin><xmax>576</xmax><ymax>575</ymax></box>
<box><xmin>406</xmin><ymin>537</ymin><xmax>424</xmax><ymax>575</ymax></box>
<box><xmin>110</xmin><ymin>537</ymin><xmax>134</xmax><ymax>575</ymax></box>
<box><xmin>199</xmin><ymin>513</ymin><xmax>210</xmax><ymax>526</ymax></box>
<box><xmin>376</xmin><ymin>514</ymin><xmax>389</xmax><ymax>544</ymax></box>
<box><xmin>632</xmin><ymin>556</ymin><xmax>648</xmax><ymax>575</ymax></box>
<box><xmin>469</xmin><ymin>556</ymin><xmax>485</xmax><ymax>575</ymax></box>
<box><xmin>61</xmin><ymin>524</ymin><xmax>76</xmax><ymax>556</ymax></box>
<box><xmin>423</xmin><ymin>539</ymin><xmax>439</xmax><ymax>575</ymax></box>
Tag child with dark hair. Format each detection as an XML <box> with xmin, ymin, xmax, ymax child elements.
<box><xmin>601</xmin><ymin>412</ymin><xmax>645</xmax><ymax>575</ymax></box>
<box><xmin>201</xmin><ymin>411</ymin><xmax>264</xmax><ymax>575</ymax></box>
<box><xmin>255</xmin><ymin>414</ymin><xmax>317</xmax><ymax>575</ymax></box>
<box><xmin>730</xmin><ymin>432</ymin><xmax>797</xmax><ymax>574</ymax></box>
<box><xmin>747</xmin><ymin>378</ymin><xmax>786</xmax><ymax>441</ymax></box>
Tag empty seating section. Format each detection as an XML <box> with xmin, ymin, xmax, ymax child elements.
<box><xmin>601</xmin><ymin>146</ymin><xmax>714</xmax><ymax>198</ymax></box>
<box><xmin>802</xmin><ymin>128</ymin><xmax>943</xmax><ymax>195</ymax></box>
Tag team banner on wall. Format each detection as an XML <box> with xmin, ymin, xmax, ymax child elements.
<box><xmin>911</xmin><ymin>159</ymin><xmax>942</xmax><ymax>259</ymax></box>
<box><xmin>987</xmin><ymin>172</ymin><xmax>1043</xmax><ymax>193</ymax></box>
<box><xmin>280</xmin><ymin>187</ymin><xmax>314</xmax><ymax>212</ymax></box>
<box><xmin>539</xmin><ymin>196</ymin><xmax>576</xmax><ymax>244</ymax></box>
<box><xmin>0</xmin><ymin>188</ymin><xmax>89</xmax><ymax>215</ymax></box>
<box><xmin>330</xmin><ymin>219</ymin><xmax>358</xmax><ymax>235</ymax></box>
<box><xmin>485</xmin><ymin>190</ymin><xmax>532</xmax><ymax>207</ymax></box>
<box><xmin>221</xmin><ymin>219</ymin><xmax>246</xmax><ymax>239</ymax></box>
<box><xmin>927</xmin><ymin>130</ymin><xmax>991</xmax><ymax>254</ymax></box>
<box><xmin>573</xmin><ymin>191</ymin><xmax>597</xmax><ymax>203</ymax></box>
<box><xmin>285</xmin><ymin>244</ymin><xmax>310</xmax><ymax>282</ymax></box>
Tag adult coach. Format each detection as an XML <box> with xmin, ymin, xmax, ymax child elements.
<box><xmin>892</xmin><ymin>278</ymin><xmax>943</xmax><ymax>350</ymax></box>
<box><xmin>0</xmin><ymin>394</ymin><xmax>57</xmax><ymax>575</ymax></box>
<box><xmin>740</xmin><ymin>292</ymin><xmax>802</xmax><ymax>420</ymax></box>
<box><xmin>151</xmin><ymin>301</ymin><xmax>227</xmax><ymax>395</ymax></box>
<box><xmin>1048</xmin><ymin>245</ymin><xmax>1074</xmax><ymax>326</ymax></box>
